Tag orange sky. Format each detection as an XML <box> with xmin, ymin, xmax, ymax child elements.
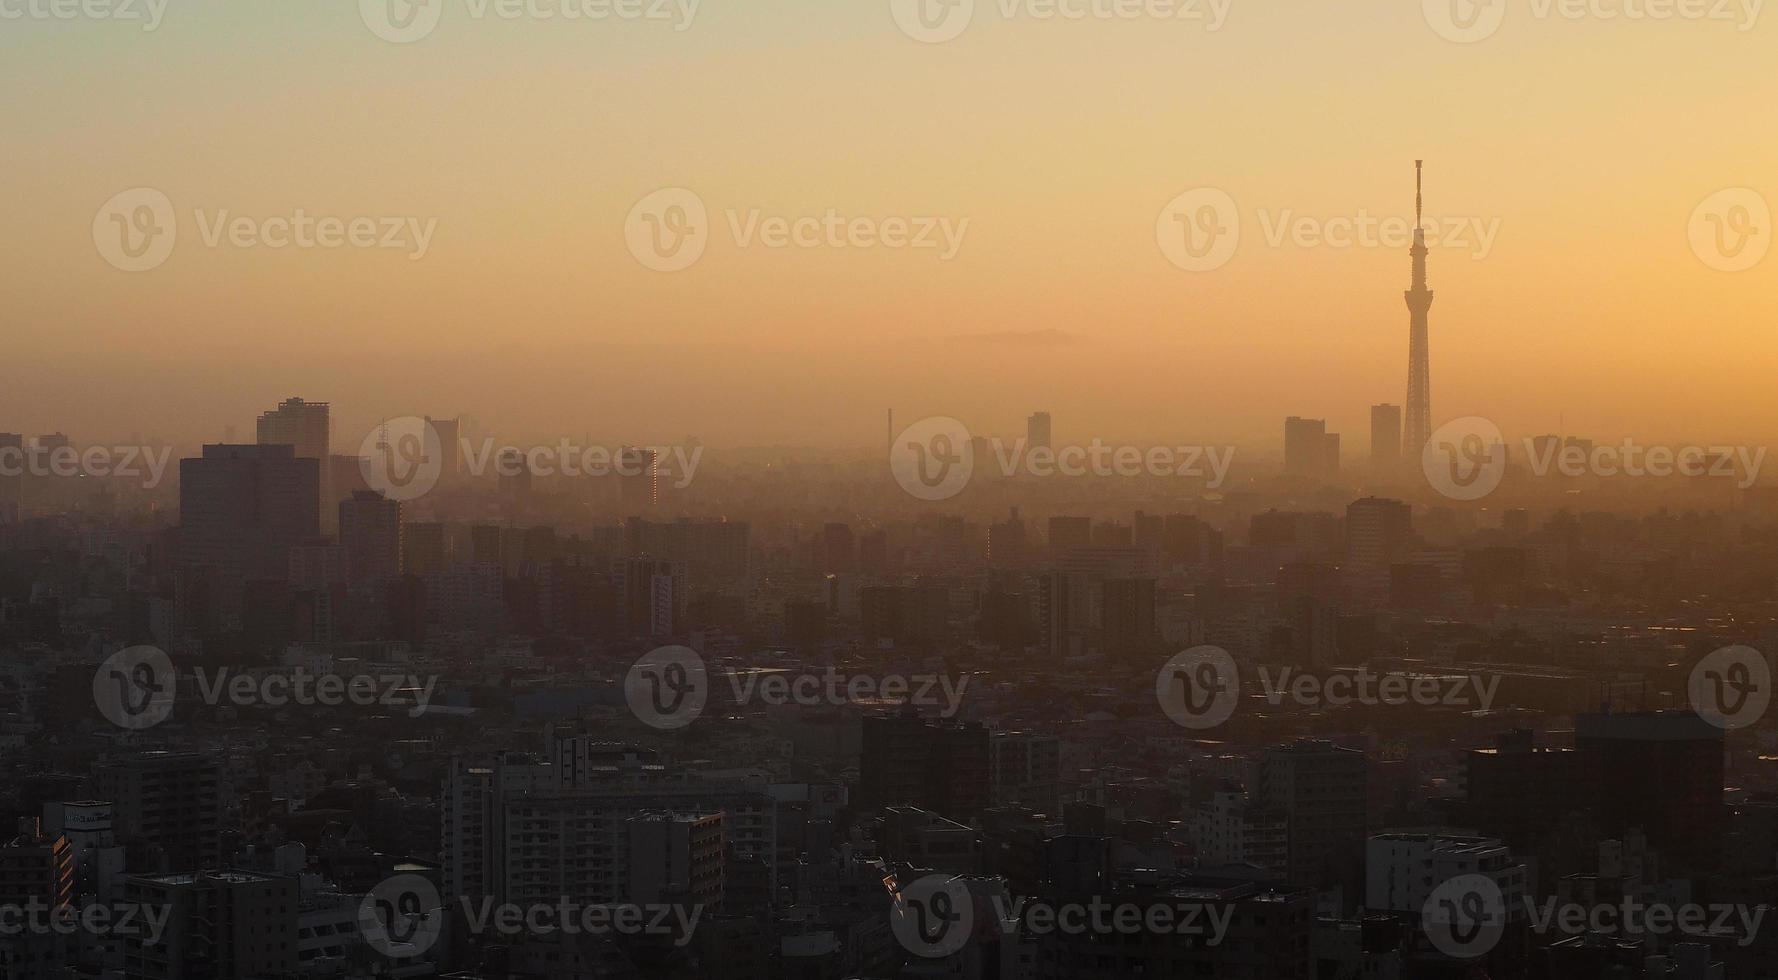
<box><xmin>3</xmin><ymin>1</ymin><xmax>1775</xmax><ymax>450</ymax></box>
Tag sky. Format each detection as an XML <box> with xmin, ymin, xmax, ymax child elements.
<box><xmin>3</xmin><ymin>0</ymin><xmax>1776</xmax><ymax>451</ymax></box>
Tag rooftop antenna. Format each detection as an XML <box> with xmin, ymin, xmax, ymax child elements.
<box><xmin>1415</xmin><ymin>160</ymin><xmax>1424</xmax><ymax>230</ymax></box>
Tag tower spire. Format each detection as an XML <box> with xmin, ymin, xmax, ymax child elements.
<box><xmin>1415</xmin><ymin>159</ymin><xmax>1424</xmax><ymax>229</ymax></box>
<box><xmin>1403</xmin><ymin>160</ymin><xmax>1435</xmax><ymax>459</ymax></box>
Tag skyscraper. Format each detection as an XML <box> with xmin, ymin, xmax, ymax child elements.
<box><xmin>1027</xmin><ymin>411</ymin><xmax>1052</xmax><ymax>453</ymax></box>
<box><xmin>255</xmin><ymin>397</ymin><xmax>330</xmax><ymax>461</ymax></box>
<box><xmin>338</xmin><ymin>489</ymin><xmax>403</xmax><ymax>584</ymax></box>
<box><xmin>1403</xmin><ymin>161</ymin><xmax>1435</xmax><ymax>457</ymax></box>
<box><xmin>177</xmin><ymin>444</ymin><xmax>320</xmax><ymax>633</ymax></box>
<box><xmin>1283</xmin><ymin>416</ymin><xmax>1327</xmax><ymax>476</ymax></box>
<box><xmin>1370</xmin><ymin>404</ymin><xmax>1403</xmax><ymax>475</ymax></box>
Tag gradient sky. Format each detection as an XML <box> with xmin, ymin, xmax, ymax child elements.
<box><xmin>4</xmin><ymin>0</ymin><xmax>1775</xmax><ymax>451</ymax></box>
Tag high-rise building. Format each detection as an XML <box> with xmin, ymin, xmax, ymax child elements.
<box><xmin>1283</xmin><ymin>417</ymin><xmax>1328</xmax><ymax>476</ymax></box>
<box><xmin>1370</xmin><ymin>404</ymin><xmax>1403</xmax><ymax>475</ymax></box>
<box><xmin>622</xmin><ymin>556</ymin><xmax>686</xmax><ymax>637</ymax></box>
<box><xmin>177</xmin><ymin>445</ymin><xmax>320</xmax><ymax>633</ymax></box>
<box><xmin>122</xmin><ymin>870</ymin><xmax>298</xmax><ymax>979</ymax></box>
<box><xmin>1403</xmin><ymin>161</ymin><xmax>1435</xmax><ymax>456</ymax></box>
<box><xmin>1344</xmin><ymin>497</ymin><xmax>1412</xmax><ymax>603</ymax></box>
<box><xmin>338</xmin><ymin>490</ymin><xmax>403</xmax><ymax>584</ymax></box>
<box><xmin>425</xmin><ymin>415</ymin><xmax>461</xmax><ymax>483</ymax></box>
<box><xmin>1048</xmin><ymin>516</ymin><xmax>1092</xmax><ymax>556</ymax></box>
<box><xmin>255</xmin><ymin>397</ymin><xmax>329</xmax><ymax>461</ymax></box>
<box><xmin>620</xmin><ymin>447</ymin><xmax>660</xmax><ymax>512</ymax></box>
<box><xmin>1574</xmin><ymin>710</ymin><xmax>1725</xmax><ymax>873</ymax></box>
<box><xmin>0</xmin><ymin>432</ymin><xmax>20</xmax><ymax>522</ymax></box>
<box><xmin>93</xmin><ymin>752</ymin><xmax>224</xmax><ymax>873</ymax></box>
<box><xmin>1027</xmin><ymin>411</ymin><xmax>1052</xmax><ymax>453</ymax></box>
<box><xmin>404</xmin><ymin>521</ymin><xmax>447</xmax><ymax>577</ymax></box>
<box><xmin>1323</xmin><ymin>431</ymin><xmax>1341</xmax><ymax>474</ymax></box>
<box><xmin>1256</xmin><ymin>739</ymin><xmax>1368</xmax><ymax>891</ymax></box>
<box><xmin>859</xmin><ymin>711</ymin><xmax>990</xmax><ymax>822</ymax></box>
<box><xmin>1100</xmin><ymin>577</ymin><xmax>1157</xmax><ymax>660</ymax></box>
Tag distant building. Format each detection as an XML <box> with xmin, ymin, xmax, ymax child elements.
<box><xmin>1370</xmin><ymin>404</ymin><xmax>1403</xmax><ymax>475</ymax></box>
<box><xmin>338</xmin><ymin>490</ymin><xmax>402</xmax><ymax>584</ymax></box>
<box><xmin>1027</xmin><ymin>411</ymin><xmax>1052</xmax><ymax>453</ymax></box>
<box><xmin>1284</xmin><ymin>417</ymin><xmax>1328</xmax><ymax>477</ymax></box>
<box><xmin>177</xmin><ymin>444</ymin><xmax>320</xmax><ymax>634</ymax></box>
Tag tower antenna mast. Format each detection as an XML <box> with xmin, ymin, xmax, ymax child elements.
<box><xmin>1415</xmin><ymin>159</ymin><xmax>1424</xmax><ymax>229</ymax></box>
